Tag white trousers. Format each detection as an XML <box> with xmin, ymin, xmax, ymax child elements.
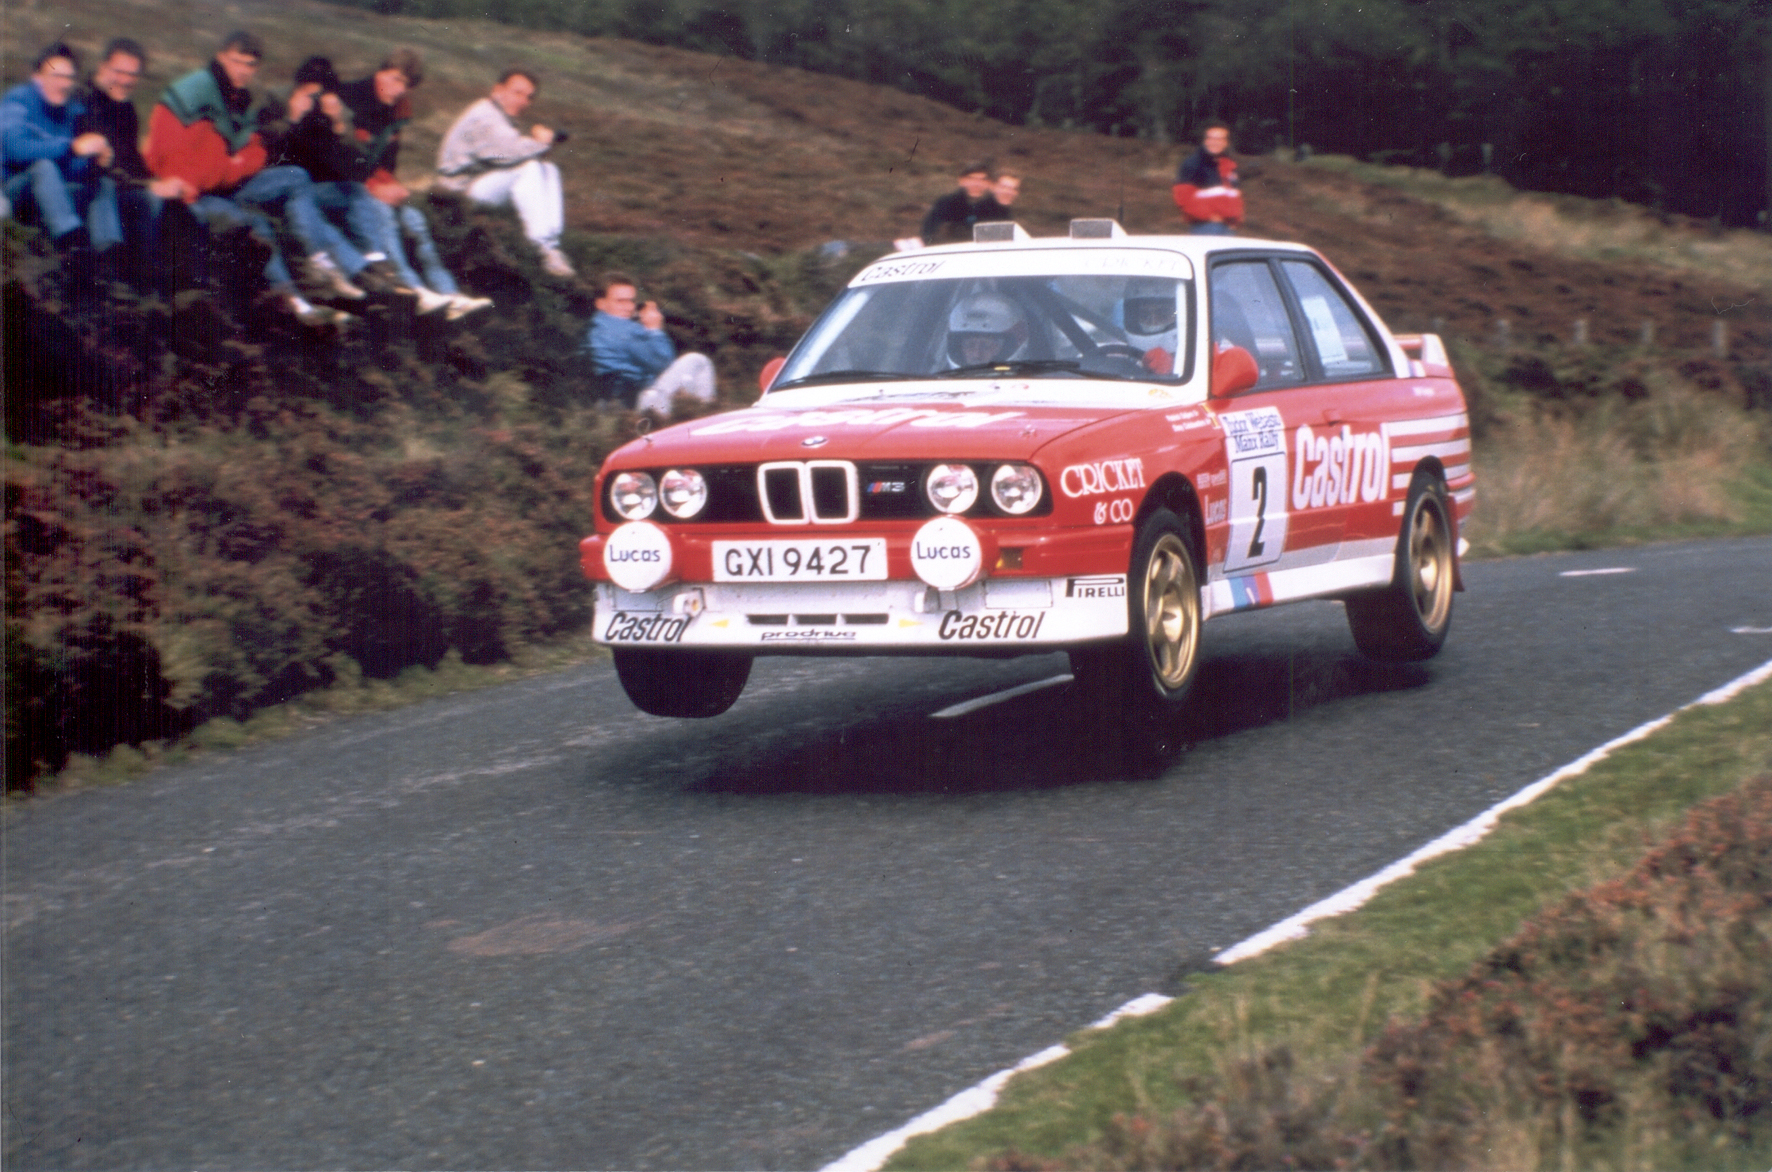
<box><xmin>634</xmin><ymin>353</ymin><xmax>717</xmax><ymax>414</ymax></box>
<box><xmin>465</xmin><ymin>159</ymin><xmax>563</xmax><ymax>248</ymax></box>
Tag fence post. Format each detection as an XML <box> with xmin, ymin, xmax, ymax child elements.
<box><xmin>1639</xmin><ymin>320</ymin><xmax>1655</xmax><ymax>347</ymax></box>
<box><xmin>1573</xmin><ymin>319</ymin><xmax>1588</xmax><ymax>346</ymax></box>
<box><xmin>1713</xmin><ymin>319</ymin><xmax>1729</xmax><ymax>358</ymax></box>
<box><xmin>1494</xmin><ymin>318</ymin><xmax>1510</xmax><ymax>348</ymax></box>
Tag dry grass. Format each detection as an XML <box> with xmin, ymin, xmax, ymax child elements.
<box><xmin>1295</xmin><ymin>154</ymin><xmax>1772</xmax><ymax>295</ymax></box>
<box><xmin>1466</xmin><ymin>384</ymin><xmax>1766</xmax><ymax>555</ymax></box>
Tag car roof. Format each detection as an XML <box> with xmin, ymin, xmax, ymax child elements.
<box><xmin>849</xmin><ymin>226</ymin><xmax>1322</xmax><ymax>287</ymax></box>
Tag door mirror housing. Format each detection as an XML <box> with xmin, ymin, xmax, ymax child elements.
<box><xmin>1210</xmin><ymin>344</ymin><xmax>1259</xmax><ymax>398</ymax></box>
<box><xmin>758</xmin><ymin>356</ymin><xmax>786</xmax><ymax>394</ymax></box>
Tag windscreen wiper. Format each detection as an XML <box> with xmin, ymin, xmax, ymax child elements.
<box><xmin>770</xmin><ymin>369</ymin><xmax>919</xmax><ymax>390</ymax></box>
<box><xmin>932</xmin><ymin>359</ymin><xmax>1083</xmax><ymax>379</ymax></box>
<box><xmin>934</xmin><ymin>359</ymin><xmax>1152</xmax><ymax>382</ymax></box>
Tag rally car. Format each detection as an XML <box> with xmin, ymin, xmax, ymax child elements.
<box><xmin>578</xmin><ymin>220</ymin><xmax>1473</xmax><ymax>724</ymax></box>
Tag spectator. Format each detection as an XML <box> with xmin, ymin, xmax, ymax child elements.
<box><xmin>989</xmin><ymin>171</ymin><xmax>1021</xmax><ymax>214</ymax></box>
<box><xmin>258</xmin><ymin>55</ymin><xmax>406</xmax><ymax>297</ymax></box>
<box><xmin>78</xmin><ymin>38</ymin><xmax>195</xmax><ymax>291</ymax></box>
<box><xmin>582</xmin><ymin>271</ymin><xmax>716</xmax><ymax>413</ymax></box>
<box><xmin>337</xmin><ymin>49</ymin><xmax>490</xmax><ymax>319</ymax></box>
<box><xmin>145</xmin><ymin>30</ymin><xmax>356</xmax><ymax>325</ymax></box>
<box><xmin>897</xmin><ymin>161</ymin><xmax>996</xmax><ymax>250</ymax></box>
<box><xmin>2</xmin><ymin>42</ymin><xmax>114</xmax><ymax>273</ymax></box>
<box><xmin>436</xmin><ymin>68</ymin><xmax>573</xmax><ymax>277</ymax></box>
<box><xmin>1173</xmin><ymin>122</ymin><xmax>1243</xmax><ymax>234</ymax></box>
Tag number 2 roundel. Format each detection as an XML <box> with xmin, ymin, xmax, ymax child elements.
<box><xmin>1218</xmin><ymin>406</ymin><xmax>1289</xmax><ymax>573</ymax></box>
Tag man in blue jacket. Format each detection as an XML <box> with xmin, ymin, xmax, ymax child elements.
<box><xmin>2</xmin><ymin>42</ymin><xmax>117</xmax><ymax>265</ymax></box>
<box><xmin>583</xmin><ymin>271</ymin><xmax>715</xmax><ymax>412</ymax></box>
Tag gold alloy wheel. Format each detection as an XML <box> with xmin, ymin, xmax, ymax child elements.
<box><xmin>1143</xmin><ymin>534</ymin><xmax>1200</xmax><ymax>690</ymax></box>
<box><xmin>1408</xmin><ymin>492</ymin><xmax>1454</xmax><ymax>634</ymax></box>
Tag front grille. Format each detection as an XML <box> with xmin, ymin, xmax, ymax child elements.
<box><xmin>758</xmin><ymin>461</ymin><xmax>859</xmax><ymax>524</ymax></box>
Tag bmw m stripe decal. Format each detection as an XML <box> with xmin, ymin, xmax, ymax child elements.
<box><xmin>1225</xmin><ymin>573</ymin><xmax>1272</xmax><ymax>610</ymax></box>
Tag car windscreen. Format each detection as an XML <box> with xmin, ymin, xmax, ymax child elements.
<box><xmin>771</xmin><ymin>272</ymin><xmax>1194</xmax><ymax>390</ymax></box>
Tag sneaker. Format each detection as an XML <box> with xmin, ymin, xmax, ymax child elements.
<box><xmin>301</xmin><ymin>252</ymin><xmax>366</xmax><ymax>300</ymax></box>
<box><xmin>287</xmin><ymin>296</ymin><xmax>355</xmax><ymax>327</ymax></box>
<box><xmin>354</xmin><ymin>261</ymin><xmax>411</xmax><ymax>297</ymax></box>
<box><xmin>445</xmin><ymin>293</ymin><xmax>494</xmax><ymax>321</ymax></box>
<box><xmin>408</xmin><ymin>286</ymin><xmax>454</xmax><ymax>315</ymax></box>
<box><xmin>538</xmin><ymin>245</ymin><xmax>576</xmax><ymax>278</ymax></box>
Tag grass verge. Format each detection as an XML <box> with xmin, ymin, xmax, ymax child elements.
<box><xmin>886</xmin><ymin>671</ymin><xmax>1772</xmax><ymax>1170</ymax></box>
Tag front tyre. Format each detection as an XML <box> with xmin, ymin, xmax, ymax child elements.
<box><xmin>1345</xmin><ymin>471</ymin><xmax>1455</xmax><ymax>661</ymax></box>
<box><xmin>612</xmin><ymin>648</ymin><xmax>752</xmax><ymax>717</ymax></box>
<box><xmin>1070</xmin><ymin>508</ymin><xmax>1203</xmax><ymax>725</ymax></box>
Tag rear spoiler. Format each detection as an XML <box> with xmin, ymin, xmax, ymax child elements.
<box><xmin>1393</xmin><ymin>332</ymin><xmax>1453</xmax><ymax>378</ymax></box>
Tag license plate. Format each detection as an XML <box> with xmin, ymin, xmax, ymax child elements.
<box><xmin>712</xmin><ymin>538</ymin><xmax>888</xmax><ymax>582</ymax></box>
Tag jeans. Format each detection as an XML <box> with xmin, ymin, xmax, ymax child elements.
<box><xmin>309</xmin><ymin>180</ymin><xmax>388</xmax><ymax>276</ymax></box>
<box><xmin>1190</xmin><ymin>221</ymin><xmax>1234</xmax><ymax>236</ymax></box>
<box><xmin>234</xmin><ymin>165</ymin><xmax>367</xmax><ymax>275</ymax></box>
<box><xmin>187</xmin><ymin>192</ymin><xmax>295</xmax><ymax>288</ymax></box>
<box><xmin>357</xmin><ymin>201</ymin><xmax>456</xmax><ymax>295</ymax></box>
<box><xmin>88</xmin><ymin>182</ymin><xmax>157</xmax><ymax>253</ymax></box>
<box><xmin>464</xmin><ymin>158</ymin><xmax>562</xmax><ymax>248</ymax></box>
<box><xmin>3</xmin><ymin>158</ymin><xmax>106</xmax><ymax>240</ymax></box>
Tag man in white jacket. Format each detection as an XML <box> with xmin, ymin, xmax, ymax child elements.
<box><xmin>435</xmin><ymin>68</ymin><xmax>572</xmax><ymax>277</ymax></box>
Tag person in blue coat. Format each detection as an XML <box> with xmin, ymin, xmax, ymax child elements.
<box><xmin>2</xmin><ymin>42</ymin><xmax>117</xmax><ymax>262</ymax></box>
<box><xmin>583</xmin><ymin>271</ymin><xmax>716</xmax><ymax>412</ymax></box>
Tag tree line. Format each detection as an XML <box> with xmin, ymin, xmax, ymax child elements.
<box><xmin>343</xmin><ymin>0</ymin><xmax>1765</xmax><ymax>225</ymax></box>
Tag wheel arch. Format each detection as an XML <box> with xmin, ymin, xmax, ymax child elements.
<box><xmin>1137</xmin><ymin>472</ymin><xmax>1205</xmax><ymax>565</ymax></box>
<box><xmin>1398</xmin><ymin>456</ymin><xmax>1462</xmax><ymax>590</ymax></box>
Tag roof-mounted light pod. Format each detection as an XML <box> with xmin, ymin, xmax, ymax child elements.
<box><xmin>973</xmin><ymin>222</ymin><xmax>1031</xmax><ymax>243</ymax></box>
<box><xmin>1069</xmin><ymin>219</ymin><xmax>1127</xmax><ymax>239</ymax></box>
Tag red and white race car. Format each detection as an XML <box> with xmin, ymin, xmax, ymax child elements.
<box><xmin>579</xmin><ymin>221</ymin><xmax>1473</xmax><ymax>726</ymax></box>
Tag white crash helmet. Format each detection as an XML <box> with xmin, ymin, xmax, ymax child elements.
<box><xmin>947</xmin><ymin>293</ymin><xmax>1028</xmax><ymax>365</ymax></box>
<box><xmin>1121</xmin><ymin>280</ymin><xmax>1178</xmax><ymax>339</ymax></box>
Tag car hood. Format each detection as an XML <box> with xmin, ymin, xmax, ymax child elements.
<box><xmin>608</xmin><ymin>379</ymin><xmax>1193</xmax><ymax>465</ymax></box>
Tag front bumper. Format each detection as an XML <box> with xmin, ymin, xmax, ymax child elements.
<box><xmin>592</xmin><ymin>576</ymin><xmax>1130</xmax><ymax>651</ymax></box>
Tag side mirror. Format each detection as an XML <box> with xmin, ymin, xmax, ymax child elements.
<box><xmin>1210</xmin><ymin>344</ymin><xmax>1258</xmax><ymax>398</ymax></box>
<box><xmin>758</xmin><ymin>356</ymin><xmax>786</xmax><ymax>394</ymax></box>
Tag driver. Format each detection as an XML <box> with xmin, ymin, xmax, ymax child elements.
<box><xmin>1119</xmin><ymin>280</ymin><xmax>1178</xmax><ymax>373</ymax></box>
<box><xmin>946</xmin><ymin>292</ymin><xmax>1029</xmax><ymax>367</ymax></box>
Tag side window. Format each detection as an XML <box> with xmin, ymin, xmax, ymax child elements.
<box><xmin>1209</xmin><ymin>261</ymin><xmax>1301</xmax><ymax>388</ymax></box>
<box><xmin>1279</xmin><ymin>261</ymin><xmax>1387</xmax><ymax>379</ymax></box>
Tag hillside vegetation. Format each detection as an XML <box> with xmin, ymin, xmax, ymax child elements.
<box><xmin>323</xmin><ymin>0</ymin><xmax>1771</xmax><ymax>226</ymax></box>
<box><xmin>5</xmin><ymin>0</ymin><xmax>1772</xmax><ymax>787</ymax></box>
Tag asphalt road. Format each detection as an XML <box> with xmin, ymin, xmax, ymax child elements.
<box><xmin>6</xmin><ymin>537</ymin><xmax>1771</xmax><ymax>1171</ymax></box>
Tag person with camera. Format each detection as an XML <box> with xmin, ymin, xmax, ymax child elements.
<box><xmin>436</xmin><ymin>68</ymin><xmax>572</xmax><ymax>277</ymax></box>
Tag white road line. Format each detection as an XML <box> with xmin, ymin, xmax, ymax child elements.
<box><xmin>818</xmin><ymin>995</ymin><xmax>1173</xmax><ymax>1172</ymax></box>
<box><xmin>930</xmin><ymin>674</ymin><xmax>1073</xmax><ymax>719</ymax></box>
<box><xmin>825</xmin><ymin>656</ymin><xmax>1772</xmax><ymax>1172</ymax></box>
<box><xmin>1559</xmin><ymin>567</ymin><xmax>1636</xmax><ymax>577</ymax></box>
<box><xmin>1215</xmin><ymin>655</ymin><xmax>1772</xmax><ymax>963</ymax></box>
<box><xmin>1732</xmin><ymin>626</ymin><xmax>1772</xmax><ymax>635</ymax></box>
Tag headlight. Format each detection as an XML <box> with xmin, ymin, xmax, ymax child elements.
<box><xmin>609</xmin><ymin>471</ymin><xmax>658</xmax><ymax>520</ymax></box>
<box><xmin>990</xmin><ymin>463</ymin><xmax>1043</xmax><ymax>515</ymax></box>
<box><xmin>659</xmin><ymin>468</ymin><xmax>708</xmax><ymax>519</ymax></box>
<box><xmin>924</xmin><ymin>463</ymin><xmax>979</xmax><ymax>514</ymax></box>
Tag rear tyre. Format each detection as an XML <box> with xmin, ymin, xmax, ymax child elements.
<box><xmin>612</xmin><ymin>648</ymin><xmax>752</xmax><ymax>717</ymax></box>
<box><xmin>1345</xmin><ymin>472</ymin><xmax>1455</xmax><ymax>661</ymax></box>
<box><xmin>1069</xmin><ymin>507</ymin><xmax>1203</xmax><ymax>728</ymax></box>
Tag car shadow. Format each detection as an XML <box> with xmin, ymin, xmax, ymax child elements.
<box><xmin>661</xmin><ymin>645</ymin><xmax>1435</xmax><ymax>797</ymax></box>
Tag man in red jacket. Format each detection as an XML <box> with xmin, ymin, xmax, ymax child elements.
<box><xmin>1173</xmin><ymin>123</ymin><xmax>1243</xmax><ymax>235</ymax></box>
<box><xmin>144</xmin><ymin>30</ymin><xmax>355</xmax><ymax>325</ymax></box>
